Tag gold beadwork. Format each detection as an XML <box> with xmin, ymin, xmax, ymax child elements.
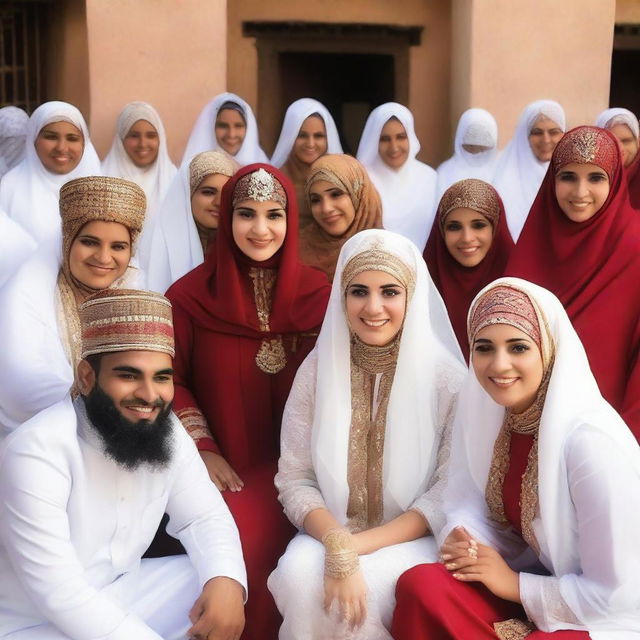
<box><xmin>552</xmin><ymin>126</ymin><xmax>619</xmax><ymax>180</ymax></box>
<box><xmin>493</xmin><ymin>618</ymin><xmax>535</xmax><ymax>640</ymax></box>
<box><xmin>189</xmin><ymin>150</ymin><xmax>238</xmax><ymax>195</ymax></box>
<box><xmin>438</xmin><ymin>178</ymin><xmax>501</xmax><ymax>233</ymax></box>
<box><xmin>232</xmin><ymin>168</ymin><xmax>287</xmax><ymax>208</ymax></box>
<box><xmin>255</xmin><ymin>337</ymin><xmax>286</xmax><ymax>374</ymax></box>
<box><xmin>322</xmin><ymin>528</ymin><xmax>360</xmax><ymax>579</ymax></box>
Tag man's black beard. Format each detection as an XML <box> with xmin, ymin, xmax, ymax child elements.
<box><xmin>83</xmin><ymin>383</ymin><xmax>174</xmax><ymax>471</ymax></box>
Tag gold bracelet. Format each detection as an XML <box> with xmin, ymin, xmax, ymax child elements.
<box><xmin>322</xmin><ymin>528</ymin><xmax>360</xmax><ymax>579</ymax></box>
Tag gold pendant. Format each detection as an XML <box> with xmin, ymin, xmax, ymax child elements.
<box><xmin>255</xmin><ymin>337</ymin><xmax>286</xmax><ymax>374</ymax></box>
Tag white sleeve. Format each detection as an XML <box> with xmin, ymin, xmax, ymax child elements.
<box><xmin>520</xmin><ymin>426</ymin><xmax>640</xmax><ymax>632</ymax></box>
<box><xmin>165</xmin><ymin>423</ymin><xmax>248</xmax><ymax>598</ymax></box>
<box><xmin>275</xmin><ymin>351</ymin><xmax>327</xmax><ymax>529</ymax></box>
<box><xmin>0</xmin><ymin>435</ymin><xmax>163</xmax><ymax>640</ymax></box>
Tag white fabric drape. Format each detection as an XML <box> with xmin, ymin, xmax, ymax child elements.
<box><xmin>270</xmin><ymin>98</ymin><xmax>343</xmax><ymax>168</ymax></box>
<box><xmin>0</xmin><ymin>105</ymin><xmax>29</xmax><ymax>179</ymax></box>
<box><xmin>180</xmin><ymin>92</ymin><xmax>268</xmax><ymax>167</ymax></box>
<box><xmin>492</xmin><ymin>100</ymin><xmax>566</xmax><ymax>241</ymax></box>
<box><xmin>595</xmin><ymin>107</ymin><xmax>639</xmax><ymax>139</ymax></box>
<box><xmin>435</xmin><ymin>108</ymin><xmax>499</xmax><ymax>201</ymax></box>
<box><xmin>0</xmin><ymin>101</ymin><xmax>101</xmax><ymax>260</ymax></box>
<box><xmin>0</xmin><ymin>207</ymin><xmax>36</xmax><ymax>290</ymax></box>
<box><xmin>356</xmin><ymin>103</ymin><xmax>437</xmax><ymax>250</ymax></box>
<box><xmin>442</xmin><ymin>277</ymin><xmax>640</xmax><ymax>640</ymax></box>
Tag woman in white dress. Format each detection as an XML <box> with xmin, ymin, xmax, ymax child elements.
<box><xmin>268</xmin><ymin>229</ymin><xmax>466</xmax><ymax>639</ymax></box>
<box><xmin>356</xmin><ymin>103</ymin><xmax>437</xmax><ymax>250</ymax></box>
<box><xmin>0</xmin><ymin>105</ymin><xmax>29</xmax><ymax>179</ymax></box>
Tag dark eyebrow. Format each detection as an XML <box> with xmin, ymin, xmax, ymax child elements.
<box><xmin>155</xmin><ymin>368</ymin><xmax>174</xmax><ymax>375</ymax></box>
<box><xmin>506</xmin><ymin>337</ymin><xmax>531</xmax><ymax>343</ymax></box>
<box><xmin>473</xmin><ymin>338</ymin><xmax>492</xmax><ymax>344</ymax></box>
<box><xmin>348</xmin><ymin>283</ymin><xmax>369</xmax><ymax>288</ymax></box>
<box><xmin>380</xmin><ymin>284</ymin><xmax>403</xmax><ymax>289</ymax></box>
<box><xmin>112</xmin><ymin>366</ymin><xmax>142</xmax><ymax>374</ymax></box>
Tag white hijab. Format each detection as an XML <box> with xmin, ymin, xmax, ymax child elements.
<box><xmin>181</xmin><ymin>92</ymin><xmax>268</xmax><ymax>167</ymax></box>
<box><xmin>0</xmin><ymin>101</ymin><xmax>101</xmax><ymax>259</ymax></box>
<box><xmin>436</xmin><ymin>108</ymin><xmax>499</xmax><ymax>200</ymax></box>
<box><xmin>0</xmin><ymin>106</ymin><xmax>29</xmax><ymax>179</ymax></box>
<box><xmin>356</xmin><ymin>103</ymin><xmax>437</xmax><ymax>250</ymax></box>
<box><xmin>310</xmin><ymin>229</ymin><xmax>465</xmax><ymax>525</ymax></box>
<box><xmin>0</xmin><ymin>207</ymin><xmax>36</xmax><ymax>290</ymax></box>
<box><xmin>492</xmin><ymin>100</ymin><xmax>566</xmax><ymax>241</ymax></box>
<box><xmin>270</xmin><ymin>98</ymin><xmax>343</xmax><ymax>168</ymax></box>
<box><xmin>595</xmin><ymin>107</ymin><xmax>639</xmax><ymax>140</ymax></box>
<box><xmin>443</xmin><ymin>277</ymin><xmax>640</xmax><ymax>639</ymax></box>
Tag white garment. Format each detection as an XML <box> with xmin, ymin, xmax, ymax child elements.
<box><xmin>442</xmin><ymin>277</ymin><xmax>640</xmax><ymax>640</ymax></box>
<box><xmin>269</xmin><ymin>230</ymin><xmax>465</xmax><ymax>639</ymax></box>
<box><xmin>595</xmin><ymin>107</ymin><xmax>639</xmax><ymax>139</ymax></box>
<box><xmin>0</xmin><ymin>396</ymin><xmax>246</xmax><ymax>639</ymax></box>
<box><xmin>492</xmin><ymin>100</ymin><xmax>566</xmax><ymax>241</ymax></box>
<box><xmin>435</xmin><ymin>108</ymin><xmax>499</xmax><ymax>201</ymax></box>
<box><xmin>356</xmin><ymin>103</ymin><xmax>437</xmax><ymax>250</ymax></box>
<box><xmin>0</xmin><ymin>208</ymin><xmax>35</xmax><ymax>290</ymax></box>
<box><xmin>101</xmin><ymin>102</ymin><xmax>177</xmax><ymax>271</ymax></box>
<box><xmin>181</xmin><ymin>92</ymin><xmax>268</xmax><ymax>167</ymax></box>
<box><xmin>0</xmin><ymin>101</ymin><xmax>101</xmax><ymax>260</ymax></box>
<box><xmin>270</xmin><ymin>98</ymin><xmax>343</xmax><ymax>168</ymax></box>
<box><xmin>0</xmin><ymin>106</ymin><xmax>29</xmax><ymax>179</ymax></box>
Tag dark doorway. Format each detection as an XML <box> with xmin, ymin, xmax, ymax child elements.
<box><xmin>278</xmin><ymin>52</ymin><xmax>395</xmax><ymax>154</ymax></box>
<box><xmin>610</xmin><ymin>24</ymin><xmax>640</xmax><ymax>115</ymax></box>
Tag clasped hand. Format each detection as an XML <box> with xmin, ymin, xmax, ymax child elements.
<box><xmin>323</xmin><ymin>569</ymin><xmax>368</xmax><ymax>631</ymax></box>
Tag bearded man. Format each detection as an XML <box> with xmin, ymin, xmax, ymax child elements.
<box><xmin>0</xmin><ymin>289</ymin><xmax>246</xmax><ymax>640</ymax></box>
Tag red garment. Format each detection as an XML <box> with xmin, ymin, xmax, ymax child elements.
<box><xmin>626</xmin><ymin>151</ymin><xmax>640</xmax><ymax>209</ymax></box>
<box><xmin>424</xmin><ymin>183</ymin><xmax>514</xmax><ymax>361</ymax></box>
<box><xmin>507</xmin><ymin>126</ymin><xmax>640</xmax><ymax>440</ymax></box>
<box><xmin>166</xmin><ymin>164</ymin><xmax>331</xmax><ymax>640</ymax></box>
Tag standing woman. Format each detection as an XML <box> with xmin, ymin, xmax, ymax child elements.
<box><xmin>181</xmin><ymin>92</ymin><xmax>268</xmax><ymax>167</ymax></box>
<box><xmin>357</xmin><ymin>102</ymin><xmax>437</xmax><ymax>249</ymax></box>
<box><xmin>393</xmin><ymin>278</ymin><xmax>640</xmax><ymax>639</ymax></box>
<box><xmin>493</xmin><ymin>100</ymin><xmax>565</xmax><ymax>240</ymax></box>
<box><xmin>0</xmin><ymin>101</ymin><xmax>101</xmax><ymax>256</ymax></box>
<box><xmin>270</xmin><ymin>98</ymin><xmax>343</xmax><ymax>230</ymax></box>
<box><xmin>166</xmin><ymin>164</ymin><xmax>331</xmax><ymax>639</ymax></box>
<box><xmin>424</xmin><ymin>178</ymin><xmax>514</xmax><ymax>361</ymax></box>
<box><xmin>507</xmin><ymin>125</ymin><xmax>640</xmax><ymax>439</ymax></box>
<box><xmin>300</xmin><ymin>153</ymin><xmax>383</xmax><ymax>281</ymax></box>
<box><xmin>146</xmin><ymin>150</ymin><xmax>238</xmax><ymax>293</ymax></box>
<box><xmin>268</xmin><ymin>229</ymin><xmax>465</xmax><ymax>639</ymax></box>
<box><xmin>101</xmin><ymin>101</ymin><xmax>177</xmax><ymax>268</ymax></box>
<box><xmin>0</xmin><ymin>105</ymin><xmax>29</xmax><ymax>180</ymax></box>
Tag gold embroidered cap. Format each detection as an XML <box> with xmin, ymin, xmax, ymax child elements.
<box><xmin>79</xmin><ymin>288</ymin><xmax>174</xmax><ymax>359</ymax></box>
<box><xmin>59</xmin><ymin>176</ymin><xmax>146</xmax><ymax>259</ymax></box>
<box><xmin>437</xmin><ymin>178</ymin><xmax>501</xmax><ymax>234</ymax></box>
<box><xmin>232</xmin><ymin>167</ymin><xmax>287</xmax><ymax>208</ymax></box>
<box><xmin>552</xmin><ymin>126</ymin><xmax>619</xmax><ymax>180</ymax></box>
<box><xmin>189</xmin><ymin>150</ymin><xmax>239</xmax><ymax>196</ymax></box>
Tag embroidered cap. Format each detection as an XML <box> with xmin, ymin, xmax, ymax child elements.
<box><xmin>189</xmin><ymin>150</ymin><xmax>239</xmax><ymax>196</ymax></box>
<box><xmin>231</xmin><ymin>167</ymin><xmax>287</xmax><ymax>208</ymax></box>
<box><xmin>438</xmin><ymin>178</ymin><xmax>501</xmax><ymax>233</ymax></box>
<box><xmin>552</xmin><ymin>126</ymin><xmax>619</xmax><ymax>181</ymax></box>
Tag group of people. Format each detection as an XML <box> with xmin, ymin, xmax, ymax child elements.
<box><xmin>0</xmin><ymin>90</ymin><xmax>639</xmax><ymax>640</ymax></box>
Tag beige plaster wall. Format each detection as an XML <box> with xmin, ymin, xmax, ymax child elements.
<box><xmin>84</xmin><ymin>0</ymin><xmax>227</xmax><ymax>163</ymax></box>
<box><xmin>616</xmin><ymin>0</ymin><xmax>640</xmax><ymax>23</ymax></box>
<box><xmin>227</xmin><ymin>0</ymin><xmax>452</xmax><ymax>165</ymax></box>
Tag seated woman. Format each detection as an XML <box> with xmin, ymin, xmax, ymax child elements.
<box><xmin>0</xmin><ymin>176</ymin><xmax>145</xmax><ymax>435</ymax></box>
<box><xmin>300</xmin><ymin>154</ymin><xmax>383</xmax><ymax>281</ymax></box>
<box><xmin>492</xmin><ymin>100</ymin><xmax>565</xmax><ymax>240</ymax></box>
<box><xmin>0</xmin><ymin>101</ymin><xmax>101</xmax><ymax>255</ymax></box>
<box><xmin>101</xmin><ymin>101</ymin><xmax>177</xmax><ymax>269</ymax></box>
<box><xmin>507</xmin><ymin>126</ymin><xmax>640</xmax><ymax>440</ymax></box>
<box><xmin>181</xmin><ymin>92</ymin><xmax>268</xmax><ymax>167</ymax></box>
<box><xmin>268</xmin><ymin>229</ymin><xmax>466</xmax><ymax>639</ymax></box>
<box><xmin>147</xmin><ymin>150</ymin><xmax>238</xmax><ymax>293</ymax></box>
<box><xmin>270</xmin><ymin>98</ymin><xmax>343</xmax><ymax>229</ymax></box>
<box><xmin>165</xmin><ymin>164</ymin><xmax>331</xmax><ymax>639</ymax></box>
<box><xmin>357</xmin><ymin>102</ymin><xmax>437</xmax><ymax>250</ymax></box>
<box><xmin>424</xmin><ymin>178</ymin><xmax>514</xmax><ymax>360</ymax></box>
<box><xmin>393</xmin><ymin>277</ymin><xmax>640</xmax><ymax>639</ymax></box>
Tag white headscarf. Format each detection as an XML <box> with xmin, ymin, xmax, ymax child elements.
<box><xmin>356</xmin><ymin>103</ymin><xmax>437</xmax><ymax>250</ymax></box>
<box><xmin>310</xmin><ymin>229</ymin><xmax>465</xmax><ymax>524</ymax></box>
<box><xmin>270</xmin><ymin>98</ymin><xmax>343</xmax><ymax>168</ymax></box>
<box><xmin>492</xmin><ymin>100</ymin><xmax>566</xmax><ymax>241</ymax></box>
<box><xmin>181</xmin><ymin>92</ymin><xmax>268</xmax><ymax>167</ymax></box>
<box><xmin>0</xmin><ymin>101</ymin><xmax>101</xmax><ymax>259</ymax></box>
<box><xmin>436</xmin><ymin>108</ymin><xmax>499</xmax><ymax>200</ymax></box>
<box><xmin>0</xmin><ymin>106</ymin><xmax>29</xmax><ymax>179</ymax></box>
<box><xmin>595</xmin><ymin>107</ymin><xmax>639</xmax><ymax>140</ymax></box>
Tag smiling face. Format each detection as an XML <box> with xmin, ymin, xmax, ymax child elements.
<box><xmin>609</xmin><ymin>123</ymin><xmax>638</xmax><ymax>168</ymax></box>
<box><xmin>122</xmin><ymin>119</ymin><xmax>159</xmax><ymax>168</ymax></box>
<box><xmin>35</xmin><ymin>121</ymin><xmax>84</xmax><ymax>174</ymax></box>
<box><xmin>378</xmin><ymin>117</ymin><xmax>409</xmax><ymax>169</ymax></box>
<box><xmin>345</xmin><ymin>270</ymin><xmax>407</xmax><ymax>346</ymax></box>
<box><xmin>293</xmin><ymin>115</ymin><xmax>327</xmax><ymax>165</ymax></box>
<box><xmin>231</xmin><ymin>198</ymin><xmax>287</xmax><ymax>261</ymax></box>
<box><xmin>69</xmin><ymin>220</ymin><xmax>132</xmax><ymax>289</ymax></box>
<box><xmin>308</xmin><ymin>179</ymin><xmax>356</xmax><ymax>236</ymax></box>
<box><xmin>215</xmin><ymin>108</ymin><xmax>247</xmax><ymax>156</ymax></box>
<box><xmin>528</xmin><ymin>116</ymin><xmax>564</xmax><ymax>162</ymax></box>
<box><xmin>472</xmin><ymin>323</ymin><xmax>544</xmax><ymax>413</ymax></box>
<box><xmin>443</xmin><ymin>207</ymin><xmax>493</xmax><ymax>267</ymax></box>
<box><xmin>191</xmin><ymin>172</ymin><xmax>231</xmax><ymax>230</ymax></box>
<box><xmin>554</xmin><ymin>162</ymin><xmax>610</xmax><ymax>223</ymax></box>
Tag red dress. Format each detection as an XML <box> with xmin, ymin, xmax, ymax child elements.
<box><xmin>626</xmin><ymin>151</ymin><xmax>640</xmax><ymax>209</ymax></box>
<box><xmin>391</xmin><ymin>433</ymin><xmax>591</xmax><ymax>639</ymax></box>
<box><xmin>166</xmin><ymin>164</ymin><xmax>331</xmax><ymax>640</ymax></box>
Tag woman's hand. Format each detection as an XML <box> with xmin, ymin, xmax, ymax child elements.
<box><xmin>200</xmin><ymin>451</ymin><xmax>244</xmax><ymax>492</ymax></box>
<box><xmin>323</xmin><ymin>569</ymin><xmax>368</xmax><ymax>630</ymax></box>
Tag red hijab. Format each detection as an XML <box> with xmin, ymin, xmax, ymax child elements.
<box><xmin>626</xmin><ymin>151</ymin><xmax>640</xmax><ymax>209</ymax></box>
<box><xmin>424</xmin><ymin>178</ymin><xmax>514</xmax><ymax>361</ymax></box>
<box><xmin>507</xmin><ymin>126</ymin><xmax>640</xmax><ymax>436</ymax></box>
<box><xmin>166</xmin><ymin>163</ymin><xmax>330</xmax><ymax>337</ymax></box>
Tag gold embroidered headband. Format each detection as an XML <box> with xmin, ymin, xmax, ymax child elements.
<box><xmin>232</xmin><ymin>168</ymin><xmax>287</xmax><ymax>208</ymax></box>
<box><xmin>438</xmin><ymin>178</ymin><xmax>501</xmax><ymax>234</ymax></box>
